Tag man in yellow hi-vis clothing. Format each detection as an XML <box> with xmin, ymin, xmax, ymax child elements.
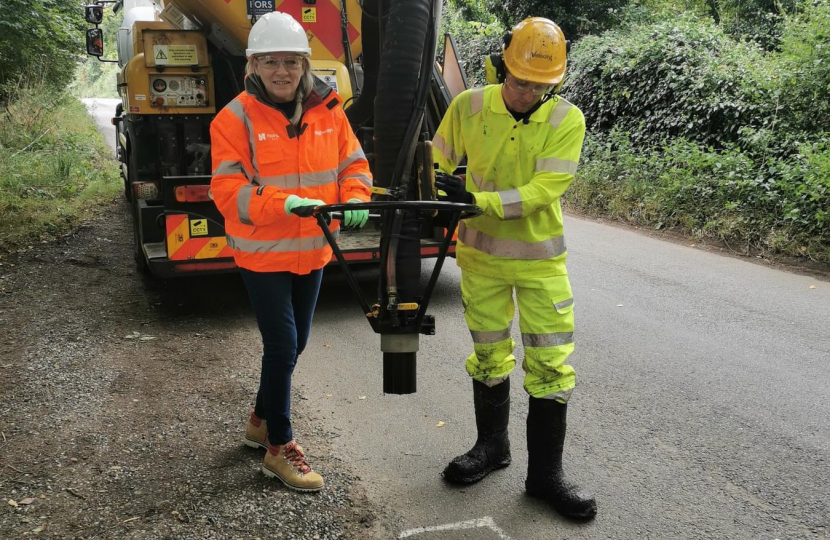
<box><xmin>433</xmin><ymin>17</ymin><xmax>596</xmax><ymax>520</ymax></box>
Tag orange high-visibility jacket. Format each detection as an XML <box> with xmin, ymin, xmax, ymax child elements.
<box><xmin>210</xmin><ymin>78</ymin><xmax>372</xmax><ymax>274</ymax></box>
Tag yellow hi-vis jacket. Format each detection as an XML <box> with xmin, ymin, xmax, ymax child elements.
<box><xmin>433</xmin><ymin>85</ymin><xmax>586</xmax><ymax>279</ymax></box>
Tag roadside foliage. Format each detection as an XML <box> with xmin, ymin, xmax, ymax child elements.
<box><xmin>0</xmin><ymin>1</ymin><xmax>120</xmax><ymax>252</ymax></box>
<box><xmin>0</xmin><ymin>87</ymin><xmax>120</xmax><ymax>252</ymax></box>
<box><xmin>561</xmin><ymin>1</ymin><xmax>829</xmax><ymax>262</ymax></box>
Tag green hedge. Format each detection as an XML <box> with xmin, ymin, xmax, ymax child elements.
<box><xmin>0</xmin><ymin>88</ymin><xmax>120</xmax><ymax>251</ymax></box>
<box><xmin>568</xmin><ymin>131</ymin><xmax>830</xmax><ymax>262</ymax></box>
<box><xmin>563</xmin><ymin>16</ymin><xmax>776</xmax><ymax>150</ymax></box>
<box><xmin>562</xmin><ymin>3</ymin><xmax>829</xmax><ymax>262</ymax></box>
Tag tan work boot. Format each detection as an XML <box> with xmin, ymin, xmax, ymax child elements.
<box><xmin>262</xmin><ymin>441</ymin><xmax>324</xmax><ymax>492</ymax></box>
<box><xmin>244</xmin><ymin>410</ymin><xmax>267</xmax><ymax>449</ymax></box>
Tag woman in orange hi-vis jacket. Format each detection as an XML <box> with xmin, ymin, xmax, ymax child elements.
<box><xmin>210</xmin><ymin>12</ymin><xmax>371</xmax><ymax>492</ymax></box>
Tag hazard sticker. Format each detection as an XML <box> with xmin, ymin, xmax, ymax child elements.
<box><xmin>190</xmin><ymin>219</ymin><xmax>208</xmax><ymax>236</ymax></box>
<box><xmin>153</xmin><ymin>44</ymin><xmax>198</xmax><ymax>66</ymax></box>
<box><xmin>302</xmin><ymin>7</ymin><xmax>317</xmax><ymax>22</ymax></box>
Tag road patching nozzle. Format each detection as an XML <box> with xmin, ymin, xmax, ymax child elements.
<box><xmin>311</xmin><ymin>200</ymin><xmax>480</xmax><ymax>394</ymax></box>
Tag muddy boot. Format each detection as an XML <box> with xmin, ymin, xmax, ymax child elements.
<box><xmin>262</xmin><ymin>440</ymin><xmax>324</xmax><ymax>492</ymax></box>
<box><xmin>443</xmin><ymin>378</ymin><xmax>511</xmax><ymax>484</ymax></box>
<box><xmin>525</xmin><ymin>397</ymin><xmax>597</xmax><ymax>520</ymax></box>
<box><xmin>244</xmin><ymin>410</ymin><xmax>267</xmax><ymax>449</ymax></box>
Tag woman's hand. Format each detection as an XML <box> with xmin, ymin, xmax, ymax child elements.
<box><xmin>284</xmin><ymin>195</ymin><xmax>325</xmax><ymax>217</ymax></box>
<box><xmin>343</xmin><ymin>198</ymin><xmax>369</xmax><ymax>228</ymax></box>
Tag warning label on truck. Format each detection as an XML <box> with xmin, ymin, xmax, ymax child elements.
<box><xmin>302</xmin><ymin>8</ymin><xmax>317</xmax><ymax>22</ymax></box>
<box><xmin>189</xmin><ymin>219</ymin><xmax>208</xmax><ymax>237</ymax></box>
<box><xmin>153</xmin><ymin>45</ymin><xmax>198</xmax><ymax>66</ymax></box>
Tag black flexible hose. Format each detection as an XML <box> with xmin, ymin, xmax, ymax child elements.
<box><xmin>344</xmin><ymin>0</ymin><xmax>380</xmax><ymax>128</ymax></box>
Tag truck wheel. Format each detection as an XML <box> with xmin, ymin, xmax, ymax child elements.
<box><xmin>127</xmin><ymin>142</ymin><xmax>148</xmax><ymax>274</ymax></box>
<box><xmin>123</xmin><ymin>139</ymin><xmax>134</xmax><ymax>202</ymax></box>
<box><xmin>131</xmin><ymin>198</ymin><xmax>149</xmax><ymax>274</ymax></box>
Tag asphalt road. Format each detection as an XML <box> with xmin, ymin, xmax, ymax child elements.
<box><xmin>302</xmin><ymin>227</ymin><xmax>829</xmax><ymax>539</ymax></box>
<box><xmin>80</xmin><ymin>97</ymin><xmax>830</xmax><ymax>539</ymax></box>
<box><xmin>81</xmin><ymin>98</ymin><xmax>120</xmax><ymax>156</ymax></box>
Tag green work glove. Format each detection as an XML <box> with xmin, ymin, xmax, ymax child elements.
<box><xmin>343</xmin><ymin>198</ymin><xmax>369</xmax><ymax>228</ymax></box>
<box><xmin>284</xmin><ymin>195</ymin><xmax>325</xmax><ymax>218</ymax></box>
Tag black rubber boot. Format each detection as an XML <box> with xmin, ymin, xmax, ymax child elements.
<box><xmin>442</xmin><ymin>378</ymin><xmax>511</xmax><ymax>484</ymax></box>
<box><xmin>525</xmin><ymin>397</ymin><xmax>597</xmax><ymax>520</ymax></box>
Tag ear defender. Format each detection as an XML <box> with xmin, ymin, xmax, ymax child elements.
<box><xmin>484</xmin><ymin>54</ymin><xmax>505</xmax><ymax>85</ymax></box>
<box><xmin>484</xmin><ymin>31</ymin><xmax>513</xmax><ymax>85</ymax></box>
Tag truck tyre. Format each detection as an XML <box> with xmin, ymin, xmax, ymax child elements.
<box><xmin>123</xmin><ymin>135</ymin><xmax>133</xmax><ymax>202</ymax></box>
<box><xmin>131</xmin><ymin>198</ymin><xmax>149</xmax><ymax>274</ymax></box>
<box><xmin>126</xmin><ymin>141</ymin><xmax>149</xmax><ymax>274</ymax></box>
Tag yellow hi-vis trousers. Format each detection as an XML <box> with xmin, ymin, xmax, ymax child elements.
<box><xmin>461</xmin><ymin>269</ymin><xmax>576</xmax><ymax>400</ymax></box>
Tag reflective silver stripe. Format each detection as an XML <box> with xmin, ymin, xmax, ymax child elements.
<box><xmin>257</xmin><ymin>169</ymin><xmax>338</xmax><ymax>189</ymax></box>
<box><xmin>226</xmin><ymin>99</ymin><xmax>246</xmax><ymax>124</ymax></box>
<box><xmin>469</xmin><ymin>88</ymin><xmax>484</xmax><ymax>115</ymax></box>
<box><xmin>539</xmin><ymin>388</ymin><xmax>573</xmax><ymax>402</ymax></box>
<box><xmin>554</xmin><ymin>297</ymin><xmax>574</xmax><ymax>311</ymax></box>
<box><xmin>432</xmin><ymin>133</ymin><xmax>463</xmax><ymax>165</ymax></box>
<box><xmin>536</xmin><ymin>156</ymin><xmax>578</xmax><ymax>176</ymax></box>
<box><xmin>237</xmin><ymin>185</ymin><xmax>255</xmax><ymax>225</ymax></box>
<box><xmin>480</xmin><ymin>376</ymin><xmax>510</xmax><ymax>388</ymax></box>
<box><xmin>522</xmin><ymin>332</ymin><xmax>574</xmax><ymax>348</ymax></box>
<box><xmin>256</xmin><ymin>174</ymin><xmax>298</xmax><ymax>189</ymax></box>
<box><xmin>341</xmin><ymin>173</ymin><xmax>372</xmax><ymax>189</ymax></box>
<box><xmin>338</xmin><ymin>148</ymin><xmax>367</xmax><ymax>174</ymax></box>
<box><xmin>227</xmin><ymin>100</ymin><xmax>260</xmax><ymax>174</ymax></box>
<box><xmin>226</xmin><ymin>230</ymin><xmax>340</xmax><ymax>253</ymax></box>
<box><xmin>500</xmin><ymin>189</ymin><xmax>523</xmax><ymax>220</ymax></box>
<box><xmin>470</xmin><ymin>170</ymin><xmax>496</xmax><ymax>192</ymax></box>
<box><xmin>459</xmin><ymin>222</ymin><xmax>566</xmax><ymax>259</ymax></box>
<box><xmin>548</xmin><ymin>98</ymin><xmax>573</xmax><ymax>129</ymax></box>
<box><xmin>213</xmin><ymin>160</ymin><xmax>253</xmax><ymax>181</ymax></box>
<box><xmin>470</xmin><ymin>325</ymin><xmax>512</xmax><ymax>344</ymax></box>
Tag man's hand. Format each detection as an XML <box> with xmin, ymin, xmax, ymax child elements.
<box><xmin>435</xmin><ymin>173</ymin><xmax>474</xmax><ymax>205</ymax></box>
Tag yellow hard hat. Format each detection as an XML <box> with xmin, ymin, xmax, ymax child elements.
<box><xmin>503</xmin><ymin>18</ymin><xmax>567</xmax><ymax>85</ymax></box>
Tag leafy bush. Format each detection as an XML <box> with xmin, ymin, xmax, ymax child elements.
<box><xmin>563</xmin><ymin>16</ymin><xmax>776</xmax><ymax>150</ymax></box>
<box><xmin>568</xmin><ymin>130</ymin><xmax>830</xmax><ymax>262</ymax></box>
<box><xmin>776</xmin><ymin>0</ymin><xmax>830</xmax><ymax>136</ymax></box>
<box><xmin>483</xmin><ymin>0</ymin><xmax>632</xmax><ymax>39</ymax></box>
<box><xmin>0</xmin><ymin>87</ymin><xmax>120</xmax><ymax>251</ymax></box>
<box><xmin>717</xmin><ymin>0</ymin><xmax>799</xmax><ymax>50</ymax></box>
<box><xmin>440</xmin><ymin>0</ymin><xmax>506</xmax><ymax>86</ymax></box>
<box><xmin>0</xmin><ymin>0</ymin><xmax>85</xmax><ymax>103</ymax></box>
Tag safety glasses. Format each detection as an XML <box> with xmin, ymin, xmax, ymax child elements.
<box><xmin>505</xmin><ymin>73</ymin><xmax>551</xmax><ymax>97</ymax></box>
<box><xmin>256</xmin><ymin>55</ymin><xmax>304</xmax><ymax>72</ymax></box>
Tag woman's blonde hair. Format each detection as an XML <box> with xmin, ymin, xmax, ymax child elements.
<box><xmin>245</xmin><ymin>56</ymin><xmax>314</xmax><ymax>125</ymax></box>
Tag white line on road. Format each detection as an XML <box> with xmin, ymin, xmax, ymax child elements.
<box><xmin>398</xmin><ymin>516</ymin><xmax>513</xmax><ymax>539</ymax></box>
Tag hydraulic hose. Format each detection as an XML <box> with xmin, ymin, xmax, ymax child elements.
<box><xmin>344</xmin><ymin>0</ymin><xmax>380</xmax><ymax>128</ymax></box>
<box><xmin>372</xmin><ymin>0</ymin><xmax>437</xmax><ymax>393</ymax></box>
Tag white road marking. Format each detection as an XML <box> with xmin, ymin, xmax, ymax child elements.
<box><xmin>398</xmin><ymin>516</ymin><xmax>513</xmax><ymax>539</ymax></box>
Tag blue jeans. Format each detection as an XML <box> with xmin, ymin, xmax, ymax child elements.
<box><xmin>241</xmin><ymin>268</ymin><xmax>323</xmax><ymax>445</ymax></box>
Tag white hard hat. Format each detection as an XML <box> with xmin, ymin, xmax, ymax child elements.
<box><xmin>246</xmin><ymin>12</ymin><xmax>311</xmax><ymax>57</ymax></box>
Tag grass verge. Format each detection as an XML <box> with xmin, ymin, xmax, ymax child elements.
<box><xmin>0</xmin><ymin>89</ymin><xmax>120</xmax><ymax>253</ymax></box>
<box><xmin>566</xmin><ymin>131</ymin><xmax>830</xmax><ymax>265</ymax></box>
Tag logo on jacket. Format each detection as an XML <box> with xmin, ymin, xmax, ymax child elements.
<box><xmin>531</xmin><ymin>51</ymin><xmax>553</xmax><ymax>61</ymax></box>
<box><xmin>314</xmin><ymin>128</ymin><xmax>334</xmax><ymax>136</ymax></box>
<box><xmin>257</xmin><ymin>132</ymin><xmax>280</xmax><ymax>141</ymax></box>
